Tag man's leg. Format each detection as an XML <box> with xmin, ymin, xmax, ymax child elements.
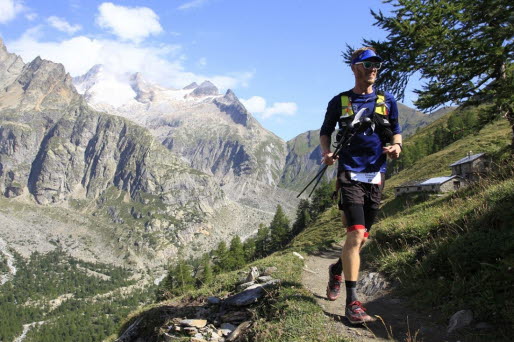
<box><xmin>342</xmin><ymin>222</ymin><xmax>366</xmax><ymax>304</ymax></box>
<box><xmin>341</xmin><ymin>204</ymin><xmax>374</xmax><ymax>324</ymax></box>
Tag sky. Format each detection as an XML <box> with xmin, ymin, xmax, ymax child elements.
<box><xmin>0</xmin><ymin>0</ymin><xmax>419</xmax><ymax>141</ymax></box>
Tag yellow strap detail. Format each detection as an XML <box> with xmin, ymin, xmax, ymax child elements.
<box><xmin>375</xmin><ymin>94</ymin><xmax>388</xmax><ymax>116</ymax></box>
<box><xmin>341</xmin><ymin>95</ymin><xmax>353</xmax><ymax>118</ymax></box>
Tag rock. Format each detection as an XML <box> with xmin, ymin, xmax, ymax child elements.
<box><xmin>257</xmin><ymin>276</ymin><xmax>273</xmax><ymax>283</ymax></box>
<box><xmin>237</xmin><ymin>281</ymin><xmax>255</xmax><ymax>291</ymax></box>
<box><xmin>245</xmin><ymin>267</ymin><xmax>260</xmax><ymax>282</ymax></box>
<box><xmin>293</xmin><ymin>252</ymin><xmax>304</xmax><ymax>260</ymax></box>
<box><xmin>474</xmin><ymin>322</ymin><xmax>493</xmax><ymax>330</ymax></box>
<box><xmin>220</xmin><ymin>323</ymin><xmax>237</xmax><ymax>332</ymax></box>
<box><xmin>193</xmin><ymin>332</ymin><xmax>206</xmax><ymax>340</ymax></box>
<box><xmin>195</xmin><ymin>307</ymin><xmax>210</xmax><ymax>318</ymax></box>
<box><xmin>162</xmin><ymin>332</ymin><xmax>179</xmax><ymax>341</ymax></box>
<box><xmin>220</xmin><ymin>311</ymin><xmax>252</xmax><ymax>324</ymax></box>
<box><xmin>262</xmin><ymin>266</ymin><xmax>277</xmax><ymax>276</ymax></box>
<box><xmin>447</xmin><ymin>310</ymin><xmax>473</xmax><ymax>334</ymax></box>
<box><xmin>183</xmin><ymin>82</ymin><xmax>198</xmax><ymax>90</ymax></box>
<box><xmin>357</xmin><ymin>272</ymin><xmax>389</xmax><ymax>296</ymax></box>
<box><xmin>184</xmin><ymin>327</ymin><xmax>199</xmax><ymax>335</ymax></box>
<box><xmin>226</xmin><ymin>321</ymin><xmax>252</xmax><ymax>342</ymax></box>
<box><xmin>180</xmin><ymin>319</ymin><xmax>208</xmax><ymax>328</ymax></box>
<box><xmin>219</xmin><ymin>328</ymin><xmax>233</xmax><ymax>337</ymax></box>
<box><xmin>246</xmin><ymin>279</ymin><xmax>280</xmax><ymax>290</ymax></box>
<box><xmin>191</xmin><ymin>337</ymin><xmax>207</xmax><ymax>342</ymax></box>
<box><xmin>191</xmin><ymin>80</ymin><xmax>218</xmax><ymax>97</ymax></box>
<box><xmin>224</xmin><ymin>279</ymin><xmax>280</xmax><ymax>307</ymax></box>
<box><xmin>207</xmin><ymin>296</ymin><xmax>222</xmax><ymax>305</ymax></box>
<box><xmin>208</xmin><ymin>331</ymin><xmax>221</xmax><ymax>341</ymax></box>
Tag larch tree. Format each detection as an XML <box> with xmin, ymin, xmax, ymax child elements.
<box><xmin>344</xmin><ymin>0</ymin><xmax>514</xmax><ymax>149</ymax></box>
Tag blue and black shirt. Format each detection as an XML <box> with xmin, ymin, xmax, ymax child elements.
<box><xmin>320</xmin><ymin>89</ymin><xmax>401</xmax><ymax>173</ymax></box>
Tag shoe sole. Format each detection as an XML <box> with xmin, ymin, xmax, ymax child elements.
<box><xmin>346</xmin><ymin>316</ymin><xmax>375</xmax><ymax>325</ymax></box>
<box><xmin>326</xmin><ymin>286</ymin><xmax>339</xmax><ymax>301</ymax></box>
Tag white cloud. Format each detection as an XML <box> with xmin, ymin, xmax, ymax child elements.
<box><xmin>178</xmin><ymin>0</ymin><xmax>209</xmax><ymax>11</ymax></box>
<box><xmin>241</xmin><ymin>96</ymin><xmax>297</xmax><ymax>119</ymax></box>
<box><xmin>96</xmin><ymin>2</ymin><xmax>163</xmax><ymax>43</ymax></box>
<box><xmin>197</xmin><ymin>57</ymin><xmax>207</xmax><ymax>68</ymax></box>
<box><xmin>241</xmin><ymin>96</ymin><xmax>267</xmax><ymax>113</ymax></box>
<box><xmin>47</xmin><ymin>16</ymin><xmax>81</xmax><ymax>34</ymax></box>
<box><xmin>0</xmin><ymin>0</ymin><xmax>25</xmax><ymax>24</ymax></box>
<box><xmin>7</xmin><ymin>31</ymin><xmax>253</xmax><ymax>91</ymax></box>
<box><xmin>25</xmin><ymin>12</ymin><xmax>37</xmax><ymax>21</ymax></box>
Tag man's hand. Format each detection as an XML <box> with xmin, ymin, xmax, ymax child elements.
<box><xmin>382</xmin><ymin>144</ymin><xmax>401</xmax><ymax>159</ymax></box>
<box><xmin>322</xmin><ymin>152</ymin><xmax>338</xmax><ymax>165</ymax></box>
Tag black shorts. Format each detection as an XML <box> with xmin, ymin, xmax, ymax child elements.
<box><xmin>337</xmin><ymin>171</ymin><xmax>385</xmax><ymax>237</ymax></box>
<box><xmin>337</xmin><ymin>170</ymin><xmax>385</xmax><ymax>210</ymax></box>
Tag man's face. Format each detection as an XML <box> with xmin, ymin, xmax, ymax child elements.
<box><xmin>352</xmin><ymin>59</ymin><xmax>380</xmax><ymax>85</ymax></box>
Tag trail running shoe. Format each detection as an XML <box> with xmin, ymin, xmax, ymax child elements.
<box><xmin>326</xmin><ymin>263</ymin><xmax>343</xmax><ymax>301</ymax></box>
<box><xmin>345</xmin><ymin>301</ymin><xmax>374</xmax><ymax>324</ymax></box>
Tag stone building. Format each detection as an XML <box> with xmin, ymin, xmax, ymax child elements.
<box><xmin>394</xmin><ymin>152</ymin><xmax>486</xmax><ymax>197</ymax></box>
<box><xmin>394</xmin><ymin>175</ymin><xmax>467</xmax><ymax>196</ymax></box>
<box><xmin>449</xmin><ymin>152</ymin><xmax>488</xmax><ymax>181</ymax></box>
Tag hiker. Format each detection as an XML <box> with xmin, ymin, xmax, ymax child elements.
<box><xmin>319</xmin><ymin>47</ymin><xmax>402</xmax><ymax>324</ymax></box>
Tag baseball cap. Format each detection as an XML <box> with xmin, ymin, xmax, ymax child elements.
<box><xmin>351</xmin><ymin>49</ymin><xmax>383</xmax><ymax>64</ymax></box>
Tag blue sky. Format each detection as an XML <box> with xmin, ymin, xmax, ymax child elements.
<box><xmin>0</xmin><ymin>0</ymin><xmax>418</xmax><ymax>141</ymax></box>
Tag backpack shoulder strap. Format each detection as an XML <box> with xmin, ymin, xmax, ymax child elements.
<box><xmin>374</xmin><ymin>90</ymin><xmax>388</xmax><ymax>116</ymax></box>
<box><xmin>340</xmin><ymin>90</ymin><xmax>354</xmax><ymax>118</ymax></box>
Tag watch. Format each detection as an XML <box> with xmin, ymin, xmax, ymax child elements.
<box><xmin>394</xmin><ymin>143</ymin><xmax>403</xmax><ymax>151</ymax></box>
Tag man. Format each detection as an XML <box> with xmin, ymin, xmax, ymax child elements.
<box><xmin>319</xmin><ymin>47</ymin><xmax>402</xmax><ymax>324</ymax></box>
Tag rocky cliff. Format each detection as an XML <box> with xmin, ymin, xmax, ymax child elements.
<box><xmin>74</xmin><ymin>67</ymin><xmax>298</xmax><ymax>214</ymax></box>
<box><xmin>0</xmin><ymin>38</ymin><xmax>272</xmax><ymax>269</ymax></box>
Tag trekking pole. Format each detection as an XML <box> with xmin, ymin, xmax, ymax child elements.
<box><xmin>297</xmin><ymin>108</ymin><xmax>371</xmax><ymax>198</ymax></box>
<box><xmin>296</xmin><ymin>129</ymin><xmax>355</xmax><ymax>198</ymax></box>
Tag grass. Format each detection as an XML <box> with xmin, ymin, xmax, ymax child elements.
<box><xmin>365</xmin><ymin>164</ymin><xmax>514</xmax><ymax>341</ymax></box>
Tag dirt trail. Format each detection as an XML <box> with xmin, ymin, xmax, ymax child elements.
<box><xmin>301</xmin><ymin>243</ymin><xmax>450</xmax><ymax>342</ymax></box>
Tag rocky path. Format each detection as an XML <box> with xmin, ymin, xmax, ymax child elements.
<box><xmin>301</xmin><ymin>243</ymin><xmax>449</xmax><ymax>342</ymax></box>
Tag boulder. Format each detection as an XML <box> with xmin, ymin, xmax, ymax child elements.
<box><xmin>447</xmin><ymin>310</ymin><xmax>473</xmax><ymax>334</ymax></box>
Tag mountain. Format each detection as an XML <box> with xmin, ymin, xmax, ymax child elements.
<box><xmin>397</xmin><ymin>103</ymin><xmax>455</xmax><ymax>137</ymax></box>
<box><xmin>0</xmin><ymin>38</ymin><xmax>275</xmax><ymax>269</ymax></box>
<box><xmin>73</xmin><ymin>66</ymin><xmax>298</xmax><ymax>214</ymax></box>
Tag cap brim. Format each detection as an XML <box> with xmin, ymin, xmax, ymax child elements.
<box><xmin>352</xmin><ymin>50</ymin><xmax>383</xmax><ymax>64</ymax></box>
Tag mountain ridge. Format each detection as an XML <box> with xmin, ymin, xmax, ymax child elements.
<box><xmin>0</xmin><ymin>39</ymin><xmax>273</xmax><ymax>270</ymax></box>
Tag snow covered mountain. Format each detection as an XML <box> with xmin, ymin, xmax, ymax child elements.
<box><xmin>73</xmin><ymin>66</ymin><xmax>298</xmax><ymax>214</ymax></box>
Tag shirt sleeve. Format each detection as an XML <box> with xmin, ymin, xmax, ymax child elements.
<box><xmin>386</xmin><ymin>93</ymin><xmax>402</xmax><ymax>135</ymax></box>
<box><xmin>320</xmin><ymin>96</ymin><xmax>340</xmax><ymax>137</ymax></box>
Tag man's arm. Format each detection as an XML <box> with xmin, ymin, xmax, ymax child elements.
<box><xmin>320</xmin><ymin>134</ymin><xmax>337</xmax><ymax>165</ymax></box>
<box><xmin>382</xmin><ymin>93</ymin><xmax>402</xmax><ymax>159</ymax></box>
<box><xmin>383</xmin><ymin>133</ymin><xmax>402</xmax><ymax>159</ymax></box>
<box><xmin>320</xmin><ymin>96</ymin><xmax>339</xmax><ymax>165</ymax></box>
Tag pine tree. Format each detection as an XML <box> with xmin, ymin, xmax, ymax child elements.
<box><xmin>228</xmin><ymin>235</ymin><xmax>246</xmax><ymax>270</ymax></box>
<box><xmin>254</xmin><ymin>224</ymin><xmax>271</xmax><ymax>258</ymax></box>
<box><xmin>309</xmin><ymin>181</ymin><xmax>333</xmax><ymax>219</ymax></box>
<box><xmin>163</xmin><ymin>258</ymin><xmax>195</xmax><ymax>296</ymax></box>
<box><xmin>213</xmin><ymin>241</ymin><xmax>229</xmax><ymax>273</ymax></box>
<box><xmin>243</xmin><ymin>237</ymin><xmax>256</xmax><ymax>262</ymax></box>
<box><xmin>199</xmin><ymin>253</ymin><xmax>213</xmax><ymax>286</ymax></box>
<box><xmin>343</xmin><ymin>0</ymin><xmax>514</xmax><ymax>150</ymax></box>
<box><xmin>292</xmin><ymin>199</ymin><xmax>312</xmax><ymax>236</ymax></box>
<box><xmin>269</xmin><ymin>205</ymin><xmax>291</xmax><ymax>251</ymax></box>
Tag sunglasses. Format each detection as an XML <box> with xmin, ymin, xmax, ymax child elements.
<box><xmin>354</xmin><ymin>61</ymin><xmax>382</xmax><ymax>70</ymax></box>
